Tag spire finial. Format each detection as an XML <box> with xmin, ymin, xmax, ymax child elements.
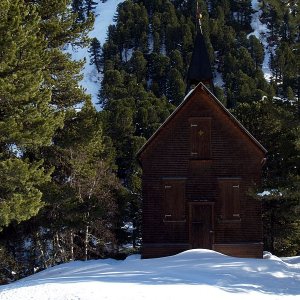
<box><xmin>196</xmin><ymin>1</ymin><xmax>203</xmax><ymax>34</ymax></box>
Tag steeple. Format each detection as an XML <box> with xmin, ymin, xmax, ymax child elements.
<box><xmin>186</xmin><ymin>2</ymin><xmax>213</xmax><ymax>93</ymax></box>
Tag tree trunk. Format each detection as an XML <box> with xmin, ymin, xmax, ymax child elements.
<box><xmin>84</xmin><ymin>225</ymin><xmax>89</xmax><ymax>261</ymax></box>
<box><xmin>36</xmin><ymin>233</ymin><xmax>48</xmax><ymax>270</ymax></box>
<box><xmin>70</xmin><ymin>229</ymin><xmax>74</xmax><ymax>261</ymax></box>
<box><xmin>55</xmin><ymin>232</ymin><xmax>66</xmax><ymax>262</ymax></box>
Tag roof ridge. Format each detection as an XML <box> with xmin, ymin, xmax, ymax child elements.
<box><xmin>137</xmin><ymin>83</ymin><xmax>267</xmax><ymax>158</ymax></box>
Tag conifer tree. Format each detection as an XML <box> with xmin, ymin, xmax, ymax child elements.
<box><xmin>89</xmin><ymin>38</ymin><xmax>102</xmax><ymax>73</ymax></box>
<box><xmin>53</xmin><ymin>100</ymin><xmax>119</xmax><ymax>260</ymax></box>
<box><xmin>72</xmin><ymin>0</ymin><xmax>85</xmax><ymax>22</ymax></box>
<box><xmin>128</xmin><ymin>51</ymin><xmax>147</xmax><ymax>83</ymax></box>
<box><xmin>85</xmin><ymin>0</ymin><xmax>97</xmax><ymax>17</ymax></box>
<box><xmin>0</xmin><ymin>0</ymin><xmax>64</xmax><ymax>230</ymax></box>
<box><xmin>167</xmin><ymin>68</ymin><xmax>185</xmax><ymax>105</ymax></box>
<box><xmin>19</xmin><ymin>100</ymin><xmax>121</xmax><ymax>263</ymax></box>
<box><xmin>0</xmin><ymin>0</ymin><xmax>98</xmax><ymax>272</ymax></box>
<box><xmin>234</xmin><ymin>98</ymin><xmax>300</xmax><ymax>255</ymax></box>
<box><xmin>248</xmin><ymin>35</ymin><xmax>264</xmax><ymax>70</ymax></box>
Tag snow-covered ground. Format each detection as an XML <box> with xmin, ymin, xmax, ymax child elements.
<box><xmin>0</xmin><ymin>250</ymin><xmax>299</xmax><ymax>300</ymax></box>
<box><xmin>66</xmin><ymin>0</ymin><xmax>124</xmax><ymax>108</ymax></box>
<box><xmin>249</xmin><ymin>0</ymin><xmax>274</xmax><ymax>81</ymax></box>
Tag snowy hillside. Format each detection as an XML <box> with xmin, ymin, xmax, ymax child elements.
<box><xmin>0</xmin><ymin>250</ymin><xmax>299</xmax><ymax>300</ymax></box>
<box><xmin>66</xmin><ymin>0</ymin><xmax>124</xmax><ymax>108</ymax></box>
<box><xmin>249</xmin><ymin>0</ymin><xmax>273</xmax><ymax>81</ymax></box>
<box><xmin>67</xmin><ymin>0</ymin><xmax>276</xmax><ymax>107</ymax></box>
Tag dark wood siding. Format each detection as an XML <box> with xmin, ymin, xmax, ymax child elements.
<box><xmin>139</xmin><ymin>85</ymin><xmax>265</xmax><ymax>259</ymax></box>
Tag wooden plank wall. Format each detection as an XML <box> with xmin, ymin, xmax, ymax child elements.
<box><xmin>140</xmin><ymin>88</ymin><xmax>265</xmax><ymax>258</ymax></box>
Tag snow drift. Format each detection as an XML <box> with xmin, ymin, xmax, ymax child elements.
<box><xmin>0</xmin><ymin>249</ymin><xmax>299</xmax><ymax>300</ymax></box>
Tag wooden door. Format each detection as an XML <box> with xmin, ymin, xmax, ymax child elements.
<box><xmin>189</xmin><ymin>203</ymin><xmax>214</xmax><ymax>249</ymax></box>
<box><xmin>189</xmin><ymin>117</ymin><xmax>211</xmax><ymax>159</ymax></box>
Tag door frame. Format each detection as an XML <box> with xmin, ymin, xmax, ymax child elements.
<box><xmin>189</xmin><ymin>202</ymin><xmax>215</xmax><ymax>249</ymax></box>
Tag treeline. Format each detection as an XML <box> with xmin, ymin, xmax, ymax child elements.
<box><xmin>0</xmin><ymin>0</ymin><xmax>123</xmax><ymax>283</ymax></box>
<box><xmin>0</xmin><ymin>0</ymin><xmax>299</xmax><ymax>283</ymax></box>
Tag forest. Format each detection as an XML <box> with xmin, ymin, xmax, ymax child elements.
<box><xmin>0</xmin><ymin>0</ymin><xmax>299</xmax><ymax>283</ymax></box>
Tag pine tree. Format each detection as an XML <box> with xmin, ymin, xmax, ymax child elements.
<box><xmin>0</xmin><ymin>0</ymin><xmax>64</xmax><ymax>230</ymax></box>
<box><xmin>169</xmin><ymin>50</ymin><xmax>184</xmax><ymax>76</ymax></box>
<box><xmin>0</xmin><ymin>0</ymin><xmax>101</xmax><ymax>272</ymax></box>
<box><xmin>149</xmin><ymin>53</ymin><xmax>170</xmax><ymax>96</ymax></box>
<box><xmin>229</xmin><ymin>0</ymin><xmax>253</xmax><ymax>30</ymax></box>
<box><xmin>128</xmin><ymin>51</ymin><xmax>147</xmax><ymax>83</ymax></box>
<box><xmin>72</xmin><ymin>0</ymin><xmax>85</xmax><ymax>22</ymax></box>
<box><xmin>248</xmin><ymin>35</ymin><xmax>264</xmax><ymax>69</ymax></box>
<box><xmin>85</xmin><ymin>0</ymin><xmax>97</xmax><ymax>17</ymax></box>
<box><xmin>58</xmin><ymin>101</ymin><xmax>119</xmax><ymax>260</ymax></box>
<box><xmin>26</xmin><ymin>100</ymin><xmax>120</xmax><ymax>263</ymax></box>
<box><xmin>166</xmin><ymin>68</ymin><xmax>185</xmax><ymax>105</ymax></box>
<box><xmin>234</xmin><ymin>98</ymin><xmax>300</xmax><ymax>255</ymax></box>
<box><xmin>89</xmin><ymin>37</ymin><xmax>102</xmax><ymax>73</ymax></box>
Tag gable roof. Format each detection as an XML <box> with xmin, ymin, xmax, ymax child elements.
<box><xmin>137</xmin><ymin>83</ymin><xmax>267</xmax><ymax>158</ymax></box>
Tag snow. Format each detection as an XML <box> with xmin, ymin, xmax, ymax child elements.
<box><xmin>1</xmin><ymin>249</ymin><xmax>299</xmax><ymax>300</ymax></box>
<box><xmin>257</xmin><ymin>189</ymin><xmax>283</xmax><ymax>197</ymax></box>
<box><xmin>65</xmin><ymin>0</ymin><xmax>124</xmax><ymax>109</ymax></box>
<box><xmin>148</xmin><ymin>30</ymin><xmax>154</xmax><ymax>53</ymax></box>
<box><xmin>258</xmin><ymin>190</ymin><xmax>272</xmax><ymax>196</ymax></box>
<box><xmin>214</xmin><ymin>70</ymin><xmax>224</xmax><ymax>88</ymax></box>
<box><xmin>121</xmin><ymin>222</ymin><xmax>134</xmax><ymax>233</ymax></box>
<box><xmin>184</xmin><ymin>87</ymin><xmax>194</xmax><ymax>101</ymax></box>
<box><xmin>122</xmin><ymin>48</ymin><xmax>134</xmax><ymax>62</ymax></box>
<box><xmin>248</xmin><ymin>0</ymin><xmax>274</xmax><ymax>81</ymax></box>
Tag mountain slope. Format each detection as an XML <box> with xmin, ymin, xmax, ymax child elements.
<box><xmin>66</xmin><ymin>0</ymin><xmax>124</xmax><ymax>108</ymax></box>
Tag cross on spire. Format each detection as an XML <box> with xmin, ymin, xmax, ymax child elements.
<box><xmin>196</xmin><ymin>0</ymin><xmax>203</xmax><ymax>34</ymax></box>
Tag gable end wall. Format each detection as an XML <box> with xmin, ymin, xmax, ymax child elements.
<box><xmin>140</xmin><ymin>87</ymin><xmax>265</xmax><ymax>258</ymax></box>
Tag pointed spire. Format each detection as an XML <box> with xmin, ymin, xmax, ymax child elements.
<box><xmin>186</xmin><ymin>1</ymin><xmax>213</xmax><ymax>93</ymax></box>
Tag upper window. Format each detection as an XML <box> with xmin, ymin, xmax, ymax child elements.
<box><xmin>189</xmin><ymin>117</ymin><xmax>211</xmax><ymax>159</ymax></box>
<box><xmin>219</xmin><ymin>179</ymin><xmax>241</xmax><ymax>220</ymax></box>
<box><xmin>162</xmin><ymin>179</ymin><xmax>185</xmax><ymax>222</ymax></box>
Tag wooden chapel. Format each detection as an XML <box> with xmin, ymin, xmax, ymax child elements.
<box><xmin>137</xmin><ymin>8</ymin><xmax>267</xmax><ymax>259</ymax></box>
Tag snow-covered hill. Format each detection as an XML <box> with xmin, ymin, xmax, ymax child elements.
<box><xmin>0</xmin><ymin>250</ymin><xmax>299</xmax><ymax>300</ymax></box>
<box><xmin>66</xmin><ymin>0</ymin><xmax>124</xmax><ymax>108</ymax></box>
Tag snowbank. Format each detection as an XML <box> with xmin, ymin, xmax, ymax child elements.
<box><xmin>0</xmin><ymin>249</ymin><xmax>299</xmax><ymax>300</ymax></box>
